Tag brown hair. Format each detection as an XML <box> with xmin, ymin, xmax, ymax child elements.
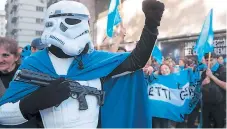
<box><xmin>0</xmin><ymin>37</ymin><xmax>19</xmax><ymax>56</ymax></box>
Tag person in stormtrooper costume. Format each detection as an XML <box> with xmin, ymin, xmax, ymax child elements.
<box><xmin>0</xmin><ymin>0</ymin><xmax>164</xmax><ymax>128</ymax></box>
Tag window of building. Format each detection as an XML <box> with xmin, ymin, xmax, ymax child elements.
<box><xmin>36</xmin><ymin>31</ymin><xmax>43</xmax><ymax>36</ymax></box>
<box><xmin>36</xmin><ymin>6</ymin><xmax>44</xmax><ymax>12</ymax></box>
<box><xmin>36</xmin><ymin>18</ymin><xmax>44</xmax><ymax>24</ymax></box>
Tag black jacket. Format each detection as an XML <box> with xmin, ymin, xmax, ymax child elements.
<box><xmin>201</xmin><ymin>64</ymin><xmax>226</xmax><ymax>104</ymax></box>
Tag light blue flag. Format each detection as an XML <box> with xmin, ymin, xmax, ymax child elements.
<box><xmin>151</xmin><ymin>45</ymin><xmax>163</xmax><ymax>64</ymax></box>
<box><xmin>107</xmin><ymin>0</ymin><xmax>122</xmax><ymax>37</ymax></box>
<box><xmin>114</xmin><ymin>9</ymin><xmax>122</xmax><ymax>26</ymax></box>
<box><xmin>184</xmin><ymin>68</ymin><xmax>202</xmax><ymax>114</ymax></box>
<box><xmin>147</xmin><ymin>69</ymin><xmax>201</xmax><ymax>122</ymax></box>
<box><xmin>194</xmin><ymin>9</ymin><xmax>214</xmax><ymax>62</ymax></box>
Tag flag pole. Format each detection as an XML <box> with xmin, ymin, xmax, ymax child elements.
<box><xmin>119</xmin><ymin>0</ymin><xmax>124</xmax><ymax>30</ymax></box>
<box><xmin>205</xmin><ymin>52</ymin><xmax>212</xmax><ymax>82</ymax></box>
<box><xmin>208</xmin><ymin>52</ymin><xmax>211</xmax><ymax>68</ymax></box>
<box><xmin>120</xmin><ymin>0</ymin><xmax>123</xmax><ymax>24</ymax></box>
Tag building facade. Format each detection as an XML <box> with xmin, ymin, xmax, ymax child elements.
<box><xmin>95</xmin><ymin>0</ymin><xmax>226</xmax><ymax>43</ymax></box>
<box><xmin>157</xmin><ymin>30</ymin><xmax>226</xmax><ymax>63</ymax></box>
<box><xmin>5</xmin><ymin>0</ymin><xmax>47</xmax><ymax>47</ymax></box>
<box><xmin>46</xmin><ymin>0</ymin><xmax>60</xmax><ymax>8</ymax></box>
<box><xmin>93</xmin><ymin>0</ymin><xmax>226</xmax><ymax>60</ymax></box>
<box><xmin>0</xmin><ymin>10</ymin><xmax>6</xmax><ymax>37</ymax></box>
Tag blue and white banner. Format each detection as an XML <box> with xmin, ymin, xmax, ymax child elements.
<box><xmin>147</xmin><ymin>69</ymin><xmax>201</xmax><ymax>122</ymax></box>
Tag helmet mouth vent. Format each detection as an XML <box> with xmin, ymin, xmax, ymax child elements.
<box><xmin>50</xmin><ymin>35</ymin><xmax>65</xmax><ymax>45</ymax></box>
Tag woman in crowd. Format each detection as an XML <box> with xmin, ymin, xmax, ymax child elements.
<box><xmin>164</xmin><ymin>57</ymin><xmax>177</xmax><ymax>73</ymax></box>
<box><xmin>152</xmin><ymin>64</ymin><xmax>176</xmax><ymax>128</ymax></box>
<box><xmin>178</xmin><ymin>58</ymin><xmax>188</xmax><ymax>70</ymax></box>
<box><xmin>0</xmin><ymin>37</ymin><xmax>40</xmax><ymax>128</ymax></box>
<box><xmin>158</xmin><ymin>64</ymin><xmax>171</xmax><ymax>75</ymax></box>
<box><xmin>0</xmin><ymin>37</ymin><xmax>20</xmax><ymax>90</ymax></box>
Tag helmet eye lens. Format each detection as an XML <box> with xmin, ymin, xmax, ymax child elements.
<box><xmin>65</xmin><ymin>18</ymin><xmax>81</xmax><ymax>25</ymax></box>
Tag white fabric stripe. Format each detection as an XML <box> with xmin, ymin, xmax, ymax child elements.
<box><xmin>111</xmin><ymin>71</ymin><xmax>133</xmax><ymax>78</ymax></box>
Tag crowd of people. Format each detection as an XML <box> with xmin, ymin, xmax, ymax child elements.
<box><xmin>96</xmin><ymin>21</ymin><xmax>226</xmax><ymax>128</ymax></box>
<box><xmin>148</xmin><ymin>54</ymin><xmax>226</xmax><ymax>128</ymax></box>
<box><xmin>2</xmin><ymin>35</ymin><xmax>225</xmax><ymax>128</ymax></box>
<box><xmin>0</xmin><ymin>0</ymin><xmax>226</xmax><ymax>128</ymax></box>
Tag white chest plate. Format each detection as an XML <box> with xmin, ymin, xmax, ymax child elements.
<box><xmin>40</xmin><ymin>53</ymin><xmax>101</xmax><ymax>128</ymax></box>
<box><xmin>40</xmin><ymin>79</ymin><xmax>101</xmax><ymax>128</ymax></box>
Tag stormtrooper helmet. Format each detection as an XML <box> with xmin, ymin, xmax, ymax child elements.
<box><xmin>41</xmin><ymin>1</ymin><xmax>94</xmax><ymax>56</ymax></box>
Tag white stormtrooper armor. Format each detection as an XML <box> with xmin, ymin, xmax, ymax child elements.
<box><xmin>0</xmin><ymin>101</ymin><xmax>28</xmax><ymax>125</ymax></box>
<box><xmin>0</xmin><ymin>1</ymin><xmax>100</xmax><ymax>128</ymax></box>
<box><xmin>39</xmin><ymin>53</ymin><xmax>101</xmax><ymax>128</ymax></box>
<box><xmin>40</xmin><ymin>2</ymin><xmax>101</xmax><ymax>126</ymax></box>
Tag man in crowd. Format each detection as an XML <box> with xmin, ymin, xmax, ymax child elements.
<box><xmin>31</xmin><ymin>38</ymin><xmax>48</xmax><ymax>53</ymax></box>
<box><xmin>20</xmin><ymin>38</ymin><xmax>48</xmax><ymax>62</ymax></box>
<box><xmin>201</xmin><ymin>53</ymin><xmax>226</xmax><ymax>128</ymax></box>
<box><xmin>216</xmin><ymin>55</ymin><xmax>224</xmax><ymax>65</ymax></box>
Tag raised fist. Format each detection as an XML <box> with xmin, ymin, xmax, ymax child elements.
<box><xmin>142</xmin><ymin>0</ymin><xmax>165</xmax><ymax>29</ymax></box>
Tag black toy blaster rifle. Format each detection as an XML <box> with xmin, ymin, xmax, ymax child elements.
<box><xmin>14</xmin><ymin>69</ymin><xmax>105</xmax><ymax>110</ymax></box>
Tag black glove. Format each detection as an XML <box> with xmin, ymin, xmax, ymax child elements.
<box><xmin>19</xmin><ymin>78</ymin><xmax>70</xmax><ymax>120</ymax></box>
<box><xmin>142</xmin><ymin>0</ymin><xmax>165</xmax><ymax>30</ymax></box>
